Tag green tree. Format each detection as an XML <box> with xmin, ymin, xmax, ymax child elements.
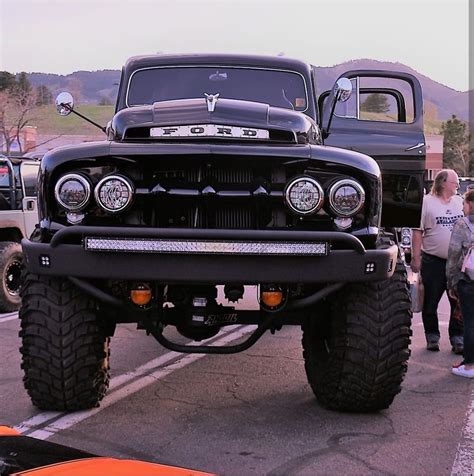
<box><xmin>98</xmin><ymin>95</ymin><xmax>113</xmax><ymax>106</ymax></box>
<box><xmin>441</xmin><ymin>115</ymin><xmax>470</xmax><ymax>176</ymax></box>
<box><xmin>35</xmin><ymin>85</ymin><xmax>53</xmax><ymax>106</ymax></box>
<box><xmin>360</xmin><ymin>93</ymin><xmax>390</xmax><ymax>113</ymax></box>
<box><xmin>16</xmin><ymin>72</ymin><xmax>32</xmax><ymax>94</ymax></box>
<box><xmin>0</xmin><ymin>72</ymin><xmax>16</xmax><ymax>91</ymax></box>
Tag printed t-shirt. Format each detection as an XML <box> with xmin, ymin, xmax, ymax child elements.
<box><xmin>420</xmin><ymin>194</ymin><xmax>463</xmax><ymax>259</ymax></box>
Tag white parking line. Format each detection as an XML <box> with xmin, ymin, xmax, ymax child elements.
<box><xmin>0</xmin><ymin>312</ymin><xmax>18</xmax><ymax>324</ymax></box>
<box><xmin>451</xmin><ymin>389</ymin><xmax>474</xmax><ymax>475</ymax></box>
<box><xmin>14</xmin><ymin>349</ymin><xmax>186</xmax><ymax>434</ymax></box>
<box><xmin>14</xmin><ymin>411</ymin><xmax>63</xmax><ymax>434</ymax></box>
<box><xmin>15</xmin><ymin>325</ymin><xmax>255</xmax><ymax>439</ymax></box>
<box><xmin>14</xmin><ymin>326</ymin><xmax>239</xmax><ymax>434</ymax></box>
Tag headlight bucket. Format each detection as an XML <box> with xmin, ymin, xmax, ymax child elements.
<box><xmin>328</xmin><ymin>179</ymin><xmax>365</xmax><ymax>217</ymax></box>
<box><xmin>94</xmin><ymin>174</ymin><xmax>134</xmax><ymax>213</ymax></box>
<box><xmin>54</xmin><ymin>173</ymin><xmax>91</xmax><ymax>211</ymax></box>
<box><xmin>284</xmin><ymin>176</ymin><xmax>324</xmax><ymax>215</ymax></box>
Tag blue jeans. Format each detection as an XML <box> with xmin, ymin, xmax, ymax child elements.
<box><xmin>457</xmin><ymin>280</ymin><xmax>474</xmax><ymax>363</ymax></box>
<box><xmin>421</xmin><ymin>252</ymin><xmax>463</xmax><ymax>340</ymax></box>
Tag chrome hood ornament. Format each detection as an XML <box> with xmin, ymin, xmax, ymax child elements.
<box><xmin>204</xmin><ymin>93</ymin><xmax>219</xmax><ymax>112</ymax></box>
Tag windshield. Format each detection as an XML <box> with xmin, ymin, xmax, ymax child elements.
<box><xmin>127</xmin><ymin>67</ymin><xmax>308</xmax><ymax>111</ymax></box>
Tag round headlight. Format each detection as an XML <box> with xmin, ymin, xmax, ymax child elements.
<box><xmin>284</xmin><ymin>177</ymin><xmax>324</xmax><ymax>215</ymax></box>
<box><xmin>401</xmin><ymin>236</ymin><xmax>411</xmax><ymax>246</ymax></box>
<box><xmin>95</xmin><ymin>175</ymin><xmax>134</xmax><ymax>213</ymax></box>
<box><xmin>54</xmin><ymin>174</ymin><xmax>91</xmax><ymax>211</ymax></box>
<box><xmin>328</xmin><ymin>179</ymin><xmax>365</xmax><ymax>217</ymax></box>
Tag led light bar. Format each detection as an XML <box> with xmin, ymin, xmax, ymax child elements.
<box><xmin>84</xmin><ymin>237</ymin><xmax>328</xmax><ymax>256</ymax></box>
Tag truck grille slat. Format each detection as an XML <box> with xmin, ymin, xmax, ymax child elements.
<box><xmin>158</xmin><ymin>167</ymin><xmax>254</xmax><ymax>184</ymax></box>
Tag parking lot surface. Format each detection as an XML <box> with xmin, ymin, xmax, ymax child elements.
<box><xmin>1</xmin><ymin>292</ymin><xmax>473</xmax><ymax>475</ymax></box>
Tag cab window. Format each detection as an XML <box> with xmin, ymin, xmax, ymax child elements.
<box><xmin>334</xmin><ymin>77</ymin><xmax>415</xmax><ymax>123</ymax></box>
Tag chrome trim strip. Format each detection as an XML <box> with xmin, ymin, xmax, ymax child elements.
<box><xmin>356</xmin><ymin>76</ymin><xmax>360</xmax><ymax>120</ymax></box>
<box><xmin>125</xmin><ymin>65</ymin><xmax>309</xmax><ymax>112</ymax></box>
<box><xmin>405</xmin><ymin>142</ymin><xmax>425</xmax><ymax>151</ymax></box>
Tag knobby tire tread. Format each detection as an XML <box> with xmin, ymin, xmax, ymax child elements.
<box><xmin>302</xmin><ymin>261</ymin><xmax>412</xmax><ymax>412</ymax></box>
<box><xmin>19</xmin><ymin>273</ymin><xmax>110</xmax><ymax>411</ymax></box>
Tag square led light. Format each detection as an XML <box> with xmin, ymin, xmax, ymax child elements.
<box><xmin>39</xmin><ymin>255</ymin><xmax>51</xmax><ymax>267</ymax></box>
<box><xmin>365</xmin><ymin>262</ymin><xmax>376</xmax><ymax>274</ymax></box>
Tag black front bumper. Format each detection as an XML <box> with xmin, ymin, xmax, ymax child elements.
<box><xmin>22</xmin><ymin>226</ymin><xmax>397</xmax><ymax>284</ymax></box>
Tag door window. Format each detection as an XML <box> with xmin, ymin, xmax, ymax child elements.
<box><xmin>334</xmin><ymin>76</ymin><xmax>415</xmax><ymax>124</ymax></box>
<box><xmin>21</xmin><ymin>164</ymin><xmax>39</xmax><ymax>197</ymax></box>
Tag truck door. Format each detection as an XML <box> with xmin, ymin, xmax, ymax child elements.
<box><xmin>20</xmin><ymin>162</ymin><xmax>40</xmax><ymax>237</ymax></box>
<box><xmin>319</xmin><ymin>70</ymin><xmax>425</xmax><ymax>228</ymax></box>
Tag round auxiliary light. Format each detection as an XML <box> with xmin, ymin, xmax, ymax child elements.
<box><xmin>401</xmin><ymin>235</ymin><xmax>411</xmax><ymax>246</ymax></box>
<box><xmin>95</xmin><ymin>175</ymin><xmax>134</xmax><ymax>213</ymax></box>
<box><xmin>284</xmin><ymin>177</ymin><xmax>324</xmax><ymax>215</ymax></box>
<box><xmin>54</xmin><ymin>173</ymin><xmax>91</xmax><ymax>211</ymax></box>
<box><xmin>328</xmin><ymin>179</ymin><xmax>365</xmax><ymax>217</ymax></box>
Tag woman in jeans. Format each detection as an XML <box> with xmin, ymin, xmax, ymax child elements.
<box><xmin>447</xmin><ymin>189</ymin><xmax>474</xmax><ymax>378</ymax></box>
<box><xmin>412</xmin><ymin>169</ymin><xmax>464</xmax><ymax>352</ymax></box>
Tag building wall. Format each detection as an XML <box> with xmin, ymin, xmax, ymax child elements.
<box><xmin>425</xmin><ymin>134</ymin><xmax>443</xmax><ymax>180</ymax></box>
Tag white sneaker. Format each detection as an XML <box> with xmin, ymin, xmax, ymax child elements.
<box><xmin>452</xmin><ymin>365</ymin><xmax>474</xmax><ymax>378</ymax></box>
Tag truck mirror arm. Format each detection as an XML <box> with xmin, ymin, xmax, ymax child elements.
<box><xmin>59</xmin><ymin>103</ymin><xmax>106</xmax><ymax>134</ymax></box>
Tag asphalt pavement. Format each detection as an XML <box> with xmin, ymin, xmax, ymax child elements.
<box><xmin>1</xmin><ymin>289</ymin><xmax>473</xmax><ymax>475</ymax></box>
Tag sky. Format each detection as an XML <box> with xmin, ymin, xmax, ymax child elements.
<box><xmin>0</xmin><ymin>0</ymin><xmax>470</xmax><ymax>92</ymax></box>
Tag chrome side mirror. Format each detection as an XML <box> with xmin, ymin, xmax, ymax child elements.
<box><xmin>335</xmin><ymin>77</ymin><xmax>352</xmax><ymax>102</ymax></box>
<box><xmin>322</xmin><ymin>77</ymin><xmax>353</xmax><ymax>139</ymax></box>
<box><xmin>55</xmin><ymin>92</ymin><xmax>74</xmax><ymax>116</ymax></box>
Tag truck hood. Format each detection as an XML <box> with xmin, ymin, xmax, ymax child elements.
<box><xmin>109</xmin><ymin>97</ymin><xmax>318</xmax><ymax>144</ymax></box>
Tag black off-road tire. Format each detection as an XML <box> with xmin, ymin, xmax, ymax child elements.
<box><xmin>19</xmin><ymin>273</ymin><xmax>110</xmax><ymax>411</ymax></box>
<box><xmin>302</xmin><ymin>260</ymin><xmax>412</xmax><ymax>412</ymax></box>
<box><xmin>0</xmin><ymin>242</ymin><xmax>24</xmax><ymax>312</ymax></box>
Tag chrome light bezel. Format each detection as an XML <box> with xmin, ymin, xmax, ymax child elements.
<box><xmin>328</xmin><ymin>179</ymin><xmax>365</xmax><ymax>218</ymax></box>
<box><xmin>94</xmin><ymin>174</ymin><xmax>134</xmax><ymax>213</ymax></box>
<box><xmin>54</xmin><ymin>173</ymin><xmax>91</xmax><ymax>212</ymax></box>
<box><xmin>284</xmin><ymin>176</ymin><xmax>324</xmax><ymax>216</ymax></box>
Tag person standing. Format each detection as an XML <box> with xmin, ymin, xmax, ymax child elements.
<box><xmin>447</xmin><ymin>190</ymin><xmax>474</xmax><ymax>377</ymax></box>
<box><xmin>411</xmin><ymin>169</ymin><xmax>464</xmax><ymax>352</ymax></box>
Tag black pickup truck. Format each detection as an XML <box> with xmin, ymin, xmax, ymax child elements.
<box><xmin>19</xmin><ymin>54</ymin><xmax>425</xmax><ymax>412</ymax></box>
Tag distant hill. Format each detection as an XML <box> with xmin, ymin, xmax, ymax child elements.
<box><xmin>313</xmin><ymin>59</ymin><xmax>468</xmax><ymax>121</ymax></box>
<box><xmin>27</xmin><ymin>70</ymin><xmax>120</xmax><ymax>105</ymax></box>
<box><xmin>23</xmin><ymin>59</ymin><xmax>468</xmax><ymax>121</ymax></box>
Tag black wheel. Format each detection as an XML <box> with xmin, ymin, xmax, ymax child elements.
<box><xmin>302</xmin><ymin>260</ymin><xmax>412</xmax><ymax>412</ymax></box>
<box><xmin>19</xmin><ymin>273</ymin><xmax>110</xmax><ymax>411</ymax></box>
<box><xmin>0</xmin><ymin>242</ymin><xmax>24</xmax><ymax>312</ymax></box>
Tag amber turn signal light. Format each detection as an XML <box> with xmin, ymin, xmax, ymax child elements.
<box><xmin>261</xmin><ymin>291</ymin><xmax>283</xmax><ymax>308</ymax></box>
<box><xmin>130</xmin><ymin>284</ymin><xmax>152</xmax><ymax>306</ymax></box>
